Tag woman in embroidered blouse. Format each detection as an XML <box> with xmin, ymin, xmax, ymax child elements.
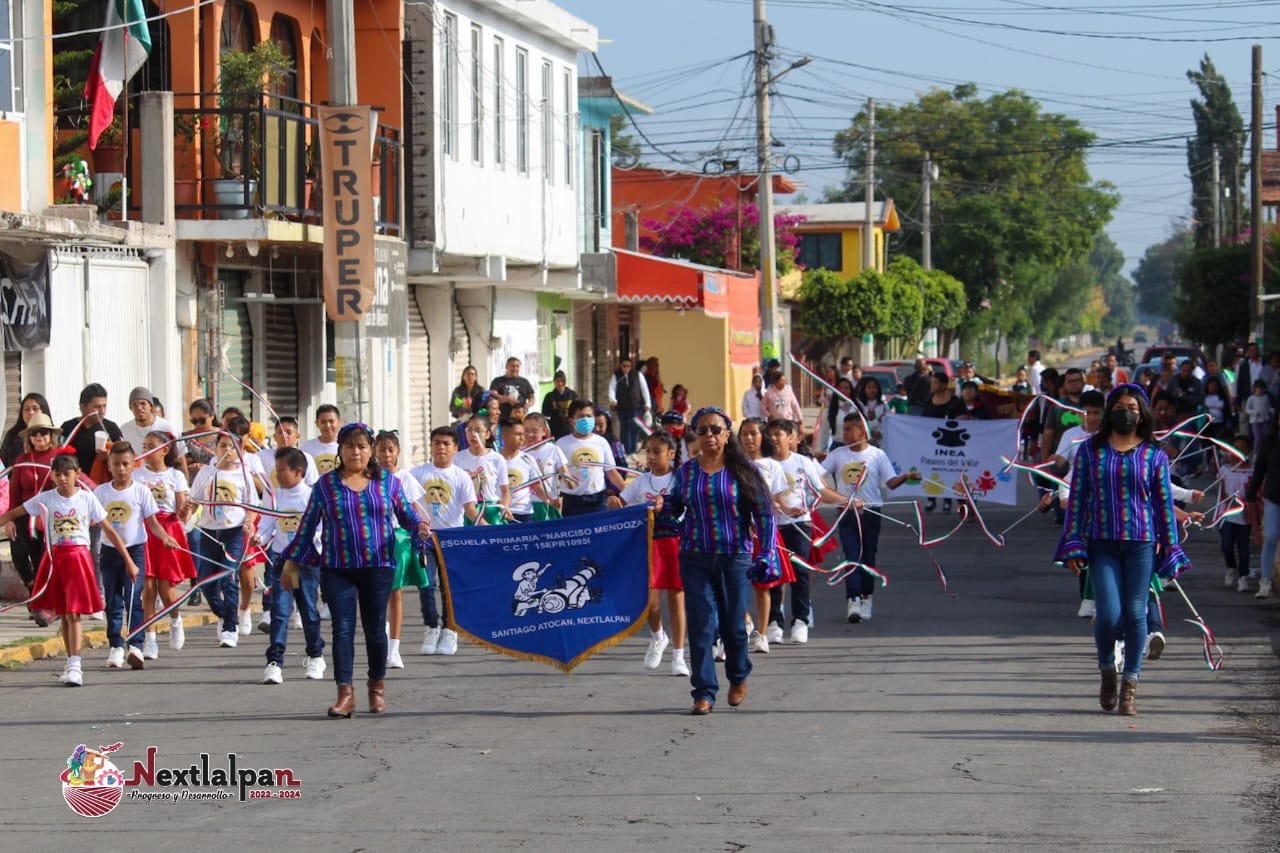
<box><xmin>658</xmin><ymin>406</ymin><xmax>778</xmax><ymax>716</ymax></box>
<box><xmin>285</xmin><ymin>423</ymin><xmax>430</xmax><ymax>718</ymax></box>
<box><xmin>1056</xmin><ymin>385</ymin><xmax>1189</xmax><ymax>717</ymax></box>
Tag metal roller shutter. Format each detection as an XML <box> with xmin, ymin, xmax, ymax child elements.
<box><xmin>406</xmin><ymin>289</ymin><xmax>430</xmax><ymax>466</ymax></box>
<box><xmin>262</xmin><ymin>304</ymin><xmax>300</xmax><ymax>420</ymax></box>
<box><xmin>217</xmin><ymin>275</ymin><xmax>253</xmax><ymax>416</ymax></box>
<box><xmin>451</xmin><ymin>298</ymin><xmax>471</xmax><ymax>385</ymax></box>
<box><xmin>4</xmin><ymin>352</ymin><xmax>20</xmax><ymax>429</ymax></box>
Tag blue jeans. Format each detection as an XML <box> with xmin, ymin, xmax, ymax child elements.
<box><xmin>418</xmin><ymin>549</ymin><xmax>442</xmax><ymax>628</ymax></box>
<box><xmin>1220</xmin><ymin>522</ymin><xmax>1251</xmax><ymax>572</ymax></box>
<box><xmin>679</xmin><ymin>550</ymin><xmax>752</xmax><ymax>706</ymax></box>
<box><xmin>838</xmin><ymin>510</ymin><xmax>881</xmax><ymax>599</ymax></box>
<box><xmin>1088</xmin><ymin>540</ymin><xmax>1154</xmax><ymax>680</ymax></box>
<box><xmin>192</xmin><ymin>526</ymin><xmax>245</xmax><ymax>634</ymax></box>
<box><xmin>1261</xmin><ymin>500</ymin><xmax>1280</xmax><ymax>582</ymax></box>
<box><xmin>265</xmin><ymin>554</ymin><xmax>324</xmax><ymax>666</ymax></box>
<box><xmin>321</xmin><ymin>565</ymin><xmax>394</xmax><ymax>686</ymax></box>
<box><xmin>562</xmin><ymin>491</ymin><xmax>607</xmax><ymax>517</ymax></box>
<box><xmin>102</xmin><ymin>543</ymin><xmax>145</xmax><ymax>650</ymax></box>
<box><xmin>618</xmin><ymin>411</ymin><xmax>642</xmax><ymax>454</ymax></box>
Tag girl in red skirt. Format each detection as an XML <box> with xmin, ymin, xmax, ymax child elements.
<box><xmin>135</xmin><ymin>431</ymin><xmax>195</xmax><ymax>652</ymax></box>
<box><xmin>609</xmin><ymin>431</ymin><xmax>687</xmax><ymax>676</ymax></box>
<box><xmin>0</xmin><ymin>452</ymin><xmax>137</xmax><ymax>686</ymax></box>
<box><xmin>738</xmin><ymin>418</ymin><xmax>793</xmax><ymax>654</ymax></box>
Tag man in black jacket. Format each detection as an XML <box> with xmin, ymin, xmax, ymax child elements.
<box><xmin>608</xmin><ymin>357</ymin><xmax>652</xmax><ymax>453</ymax></box>
<box><xmin>903</xmin><ymin>358</ymin><xmax>932</xmax><ymax>416</ymax></box>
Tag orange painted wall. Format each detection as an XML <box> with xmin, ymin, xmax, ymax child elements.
<box><xmin>0</xmin><ymin>121</ymin><xmax>21</xmax><ymax>211</ymax></box>
<box><xmin>611</xmin><ymin>168</ymin><xmax>796</xmax><ymax>252</ymax></box>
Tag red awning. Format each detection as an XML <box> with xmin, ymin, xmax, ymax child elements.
<box><xmin>615</xmin><ymin>249</ymin><xmax>700</xmax><ymax>308</ymax></box>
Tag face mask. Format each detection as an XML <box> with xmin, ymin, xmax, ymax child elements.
<box><xmin>574</xmin><ymin>417</ymin><xmax>595</xmax><ymax>435</ymax></box>
<box><xmin>1110</xmin><ymin>409</ymin><xmax>1139</xmax><ymax>435</ymax></box>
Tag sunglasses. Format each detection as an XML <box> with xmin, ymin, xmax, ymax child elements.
<box><xmin>29</xmin><ymin>429</ymin><xmax>52</xmax><ymax>437</ymax></box>
<box><xmin>694</xmin><ymin>425</ymin><xmax>725</xmax><ymax>437</ymax></box>
<box><xmin>191</xmin><ymin>417</ymin><xmax>210</xmax><ymax>425</ymax></box>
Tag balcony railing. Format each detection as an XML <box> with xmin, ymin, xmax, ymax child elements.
<box><xmin>57</xmin><ymin>92</ymin><xmax>402</xmax><ymax>237</ymax></box>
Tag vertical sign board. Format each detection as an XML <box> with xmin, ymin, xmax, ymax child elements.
<box><xmin>318</xmin><ymin>106</ymin><xmax>376</xmax><ymax>321</ymax></box>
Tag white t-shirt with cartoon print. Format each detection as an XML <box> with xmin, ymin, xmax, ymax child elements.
<box><xmin>256</xmin><ymin>482</ymin><xmax>315</xmax><ymax>555</ymax></box>
<box><xmin>555</xmin><ymin>434</ymin><xmax>617</xmax><ymax>495</ymax></box>
<box><xmin>821</xmin><ymin>445</ymin><xmax>896</xmax><ymax>508</ymax></box>
<box><xmin>24</xmin><ymin>488</ymin><xmax>106</xmax><ymax>547</ymax></box>
<box><xmin>93</xmin><ymin>480</ymin><xmax>160</xmax><ymax>547</ymax></box>
<box><xmin>300</xmin><ymin>438</ymin><xmax>339</xmax><ymax>476</ymax></box>
<box><xmin>134</xmin><ymin>467</ymin><xmax>188</xmax><ymax>515</ymax></box>
<box><xmin>503</xmin><ymin>453</ymin><xmax>540</xmax><ymax>516</ymax></box>
<box><xmin>619</xmin><ymin>471</ymin><xmax>675</xmax><ymax>507</ymax></box>
<box><xmin>408</xmin><ymin>463</ymin><xmax>477</xmax><ymax>529</ymax></box>
<box><xmin>775</xmin><ymin>452</ymin><xmax>826</xmax><ymax>526</ymax></box>
<box><xmin>190</xmin><ymin>464</ymin><xmax>261</xmax><ymax>529</ymax></box>
<box><xmin>453</xmin><ymin>448</ymin><xmax>509</xmax><ymax>503</ymax></box>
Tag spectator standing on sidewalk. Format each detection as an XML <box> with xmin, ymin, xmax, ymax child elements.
<box><xmin>762</xmin><ymin>371</ymin><xmax>804</xmax><ymax>436</ymax></box>
<box><xmin>608</xmin><ymin>357</ymin><xmax>653</xmax><ymax>454</ymax></box>
<box><xmin>903</xmin><ymin>358</ymin><xmax>933</xmax><ymax>416</ymax></box>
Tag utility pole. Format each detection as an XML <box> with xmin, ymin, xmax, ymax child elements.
<box><xmin>327</xmin><ymin>0</ymin><xmax>365</xmax><ymax>420</ymax></box>
<box><xmin>754</xmin><ymin>0</ymin><xmax>779</xmax><ymax>365</ymax></box>
<box><xmin>922</xmin><ymin>153</ymin><xmax>933</xmax><ymax>270</ymax></box>
<box><xmin>1212</xmin><ymin>144</ymin><xmax>1222</xmax><ymax>247</ymax></box>
<box><xmin>863</xmin><ymin>98</ymin><xmax>875</xmax><ymax>273</ymax></box>
<box><xmin>1251</xmin><ymin>44</ymin><xmax>1264</xmax><ymax>345</ymax></box>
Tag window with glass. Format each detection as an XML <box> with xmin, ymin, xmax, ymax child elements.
<box><xmin>442</xmin><ymin>12</ymin><xmax>457</xmax><ymax>158</ymax></box>
<box><xmin>798</xmin><ymin>233</ymin><xmax>843</xmax><ymax>272</ymax></box>
<box><xmin>492</xmin><ymin>37</ymin><xmax>504</xmax><ymax>166</ymax></box>
<box><xmin>470</xmin><ymin>24</ymin><xmax>482</xmax><ymax>163</ymax></box>
<box><xmin>541</xmin><ymin>60</ymin><xmax>552</xmax><ymax>184</ymax></box>
<box><xmin>515</xmin><ymin>48</ymin><xmax>528</xmax><ymax>174</ymax></box>
<box><xmin>0</xmin><ymin>0</ymin><xmax>16</xmax><ymax>114</ymax></box>
<box><xmin>562</xmin><ymin>68</ymin><xmax>573</xmax><ymax>187</ymax></box>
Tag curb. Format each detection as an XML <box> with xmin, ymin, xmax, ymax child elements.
<box><xmin>0</xmin><ymin>612</ymin><xmax>222</xmax><ymax>667</ymax></box>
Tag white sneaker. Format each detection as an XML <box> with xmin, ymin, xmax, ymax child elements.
<box><xmin>289</xmin><ymin>609</ymin><xmax>302</xmax><ymax>629</ymax></box>
<box><xmin>748</xmin><ymin>630</ymin><xmax>770</xmax><ymax>654</ymax></box>
<box><xmin>1238</xmin><ymin>575</ymin><xmax>1253</xmax><ymax>593</ymax></box>
<box><xmin>219</xmin><ymin>630</ymin><xmax>238</xmax><ymax>648</ymax></box>
<box><xmin>126</xmin><ymin>646</ymin><xmax>145</xmax><ymax>670</ymax></box>
<box><xmin>169</xmin><ymin>618</ymin><xmax>185</xmax><ymax>650</ymax></box>
<box><xmin>63</xmin><ymin>663</ymin><xmax>83</xmax><ymax>687</ymax></box>
<box><xmin>860</xmin><ymin>598</ymin><xmax>873</xmax><ymax>621</ymax></box>
<box><xmin>766</xmin><ymin>622</ymin><xmax>784</xmax><ymax>644</ymax></box>
<box><xmin>257</xmin><ymin>611</ymin><xmax>271</xmax><ymax>633</ymax></box>
<box><xmin>1146</xmin><ymin>631</ymin><xmax>1166</xmax><ymax>661</ymax></box>
<box><xmin>1077</xmin><ymin>599</ymin><xmax>1096</xmax><ymax>619</ymax></box>
<box><xmin>262</xmin><ymin>662</ymin><xmax>283</xmax><ymax>684</ymax></box>
<box><xmin>106</xmin><ymin>647</ymin><xmax>125</xmax><ymax>668</ymax></box>
<box><xmin>745</xmin><ymin>614</ymin><xmax>754</xmax><ymax>634</ymax></box>
<box><xmin>1225</xmin><ymin>568</ymin><xmax>1240</xmax><ymax>588</ymax></box>
<box><xmin>304</xmin><ymin>656</ymin><xmax>326</xmax><ymax>680</ymax></box>
<box><xmin>712</xmin><ymin>639</ymin><xmax>726</xmax><ymax>661</ymax></box>
<box><xmin>91</xmin><ymin>611</ymin><xmax>106</xmax><ymax>622</ymax></box>
<box><xmin>644</xmin><ymin>632</ymin><xmax>669</xmax><ymax>669</ymax></box>
<box><xmin>671</xmin><ymin>656</ymin><xmax>690</xmax><ymax>677</ymax></box>
<box><xmin>238</xmin><ymin>610</ymin><xmax>253</xmax><ymax>636</ymax></box>
<box><xmin>438</xmin><ymin>629</ymin><xmax>459</xmax><ymax>655</ymax></box>
<box><xmin>1256</xmin><ymin>579</ymin><xmax>1273</xmax><ymax>599</ymax></box>
<box><xmin>789</xmin><ymin>621</ymin><xmax>809</xmax><ymax>644</ymax></box>
<box><xmin>319</xmin><ymin>602</ymin><xmax>331</xmax><ymax>620</ymax></box>
<box><xmin>847</xmin><ymin>597</ymin><xmax>862</xmax><ymax>623</ymax></box>
<box><xmin>386</xmin><ymin>648</ymin><xmax>405</xmax><ymax>669</ymax></box>
<box><xmin>420</xmin><ymin>627</ymin><xmax>441</xmax><ymax>655</ymax></box>
<box><xmin>142</xmin><ymin>635</ymin><xmax>159</xmax><ymax>660</ymax></box>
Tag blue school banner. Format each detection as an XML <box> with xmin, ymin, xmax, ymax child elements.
<box><xmin>434</xmin><ymin>504</ymin><xmax>652</xmax><ymax>672</ymax></box>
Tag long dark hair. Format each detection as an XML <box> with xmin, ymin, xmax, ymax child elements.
<box><xmin>739</xmin><ymin>417</ymin><xmax>776</xmax><ymax>459</ymax></box>
<box><xmin>692</xmin><ymin>410</ymin><xmax>768</xmax><ymax>518</ymax></box>
<box><xmin>855</xmin><ymin>376</ymin><xmax>883</xmax><ymax>406</ymax></box>
<box><xmin>1</xmin><ymin>392</ymin><xmax>50</xmax><ymax>466</ymax></box>
<box><xmin>646</xmin><ymin>429</ymin><xmax>682</xmax><ymax>468</ymax></box>
<box><xmin>1092</xmin><ymin>386</ymin><xmax>1155</xmax><ymax>449</ymax></box>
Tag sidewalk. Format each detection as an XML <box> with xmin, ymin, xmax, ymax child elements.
<box><xmin>0</xmin><ymin>605</ymin><xmax>219</xmax><ymax>667</ymax></box>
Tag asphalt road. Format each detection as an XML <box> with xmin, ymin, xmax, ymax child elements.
<box><xmin>1</xmin><ymin>482</ymin><xmax>1278</xmax><ymax>851</ymax></box>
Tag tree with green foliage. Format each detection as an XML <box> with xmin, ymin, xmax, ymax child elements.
<box><xmin>610</xmin><ymin>114</ymin><xmax>644</xmax><ymax>169</ymax></box>
<box><xmin>1174</xmin><ymin>244</ymin><xmax>1253</xmax><ymax>349</ymax></box>
<box><xmin>795</xmin><ymin>268</ymin><xmax>889</xmax><ymax>343</ymax></box>
<box><xmin>1133</xmin><ymin>230</ymin><xmax>1192</xmax><ymax>320</ymax></box>
<box><xmin>1187</xmin><ymin>55</ymin><xmax>1245</xmax><ymax>247</ymax></box>
<box><xmin>885</xmin><ymin>255</ymin><xmax>966</xmax><ymax>344</ymax></box>
<box><xmin>829</xmin><ymin>84</ymin><xmax>1117</xmax><ymax>347</ymax></box>
<box><xmin>1089</xmin><ymin>233</ymin><xmax>1136</xmax><ymax>339</ymax></box>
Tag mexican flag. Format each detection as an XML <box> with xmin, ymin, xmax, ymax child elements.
<box><xmin>84</xmin><ymin>0</ymin><xmax>152</xmax><ymax>149</ymax></box>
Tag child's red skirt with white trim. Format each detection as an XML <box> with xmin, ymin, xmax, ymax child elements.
<box><xmin>30</xmin><ymin>543</ymin><xmax>103</xmax><ymax>616</ymax></box>
<box><xmin>651</xmin><ymin>536</ymin><xmax>683</xmax><ymax>591</ymax></box>
<box><xmin>809</xmin><ymin>512</ymin><xmax>839</xmax><ymax>564</ymax></box>
<box><xmin>146</xmin><ymin>512</ymin><xmax>196</xmax><ymax>583</ymax></box>
<box><xmin>753</xmin><ymin>531</ymin><xmax>796</xmax><ymax>590</ymax></box>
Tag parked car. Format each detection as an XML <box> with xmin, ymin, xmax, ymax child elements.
<box><xmin>1141</xmin><ymin>344</ymin><xmax>1207</xmax><ymax>366</ymax></box>
<box><xmin>874</xmin><ymin>358</ymin><xmax>953</xmax><ymax>379</ymax></box>
<box><xmin>1133</xmin><ymin>331</ymin><xmax>1149</xmax><ymax>344</ymax></box>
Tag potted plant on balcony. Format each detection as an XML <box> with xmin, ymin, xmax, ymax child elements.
<box><xmin>173</xmin><ymin>113</ymin><xmax>200</xmax><ymax>217</ymax></box>
<box><xmin>91</xmin><ymin>117</ymin><xmax>125</xmax><ymax>174</ymax></box>
<box><xmin>209</xmin><ymin>41</ymin><xmax>293</xmax><ymax>219</ymax></box>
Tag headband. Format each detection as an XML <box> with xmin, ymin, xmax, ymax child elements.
<box><xmin>691</xmin><ymin>406</ymin><xmax>732</xmax><ymax>430</ymax></box>
<box><xmin>1107</xmin><ymin>383</ymin><xmax>1149</xmax><ymax>406</ymax></box>
<box><xmin>337</xmin><ymin>422</ymin><xmax>375</xmax><ymax>445</ymax></box>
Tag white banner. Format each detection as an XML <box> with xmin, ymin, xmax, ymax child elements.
<box><xmin>881</xmin><ymin>416</ymin><xmax>1019</xmax><ymax>505</ymax></box>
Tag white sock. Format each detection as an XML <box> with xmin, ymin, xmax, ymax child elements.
<box><xmin>672</xmin><ymin>648</ymin><xmax>685</xmax><ymax>663</ymax></box>
<box><xmin>145</xmin><ymin>631</ymin><xmax>156</xmax><ymax>643</ymax></box>
<box><xmin>651</xmin><ymin>628</ymin><xmax>666</xmax><ymax>641</ymax></box>
<box><xmin>389</xmin><ymin>638</ymin><xmax>400</xmax><ymax>654</ymax></box>
<box><xmin>170</xmin><ymin>611</ymin><xmax>181</xmax><ymax>624</ymax></box>
<box><xmin>68</xmin><ymin>655</ymin><xmax>82</xmax><ymax>668</ymax></box>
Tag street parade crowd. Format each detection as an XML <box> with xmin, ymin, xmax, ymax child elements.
<box><xmin>3</xmin><ymin>340</ymin><xmax>1267</xmax><ymax>718</ymax></box>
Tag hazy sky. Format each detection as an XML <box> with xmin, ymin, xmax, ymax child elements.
<box><xmin>557</xmin><ymin>0</ymin><xmax>1279</xmax><ymax>276</ymax></box>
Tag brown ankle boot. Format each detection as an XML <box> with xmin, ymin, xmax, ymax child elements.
<box><xmin>368</xmin><ymin>680</ymin><xmax>387</xmax><ymax>714</ymax></box>
<box><xmin>1099</xmin><ymin>670</ymin><xmax>1118</xmax><ymax>711</ymax></box>
<box><xmin>328</xmin><ymin>684</ymin><xmax>356</xmax><ymax>718</ymax></box>
<box><xmin>1118</xmin><ymin>679</ymin><xmax>1138</xmax><ymax>716</ymax></box>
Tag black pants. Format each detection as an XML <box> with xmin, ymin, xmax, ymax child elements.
<box><xmin>10</xmin><ymin>525</ymin><xmax>43</xmax><ymax>589</ymax></box>
<box><xmin>562</xmin><ymin>491</ymin><xmax>607</xmax><ymax>517</ymax></box>
<box><xmin>771</xmin><ymin>522</ymin><xmax>812</xmax><ymax>626</ymax></box>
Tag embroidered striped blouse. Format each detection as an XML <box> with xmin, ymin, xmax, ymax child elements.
<box><xmin>657</xmin><ymin>459</ymin><xmax>778</xmax><ymax>559</ymax></box>
<box><xmin>284</xmin><ymin>470</ymin><xmax>425</xmax><ymax>569</ymax></box>
<box><xmin>1055</xmin><ymin>439</ymin><xmax>1190</xmax><ymax>577</ymax></box>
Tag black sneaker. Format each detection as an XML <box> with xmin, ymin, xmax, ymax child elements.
<box><xmin>189</xmin><ymin>589</ymin><xmax>203</xmax><ymax>606</ymax></box>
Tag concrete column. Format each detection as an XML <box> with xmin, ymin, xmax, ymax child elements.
<box><xmin>140</xmin><ymin>93</ymin><xmax>175</xmax><ymax>226</ymax></box>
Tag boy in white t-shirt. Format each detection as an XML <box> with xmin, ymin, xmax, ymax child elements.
<box><xmin>300</xmin><ymin>404</ymin><xmax>342</xmax><ymax>474</ymax></box>
<box><xmin>522</xmin><ymin>413</ymin><xmax>568</xmax><ymax>520</ymax></box>
<box><xmin>256</xmin><ymin>447</ymin><xmax>325</xmax><ymax>685</ymax></box>
<box><xmin>821</xmin><ymin>414</ymin><xmax>907</xmax><ymax>624</ymax></box>
<box><xmin>409</xmin><ymin>427</ymin><xmax>480</xmax><ymax>656</ymax></box>
<box><xmin>500</xmin><ymin>419</ymin><xmax>546</xmax><ymax>522</ymax></box>
<box><xmin>556</xmin><ymin>400</ymin><xmax>625</xmax><ymax>516</ymax></box>
<box><xmin>259</xmin><ymin>417</ymin><xmax>321</xmax><ymax>486</ymax></box>
<box><xmin>96</xmin><ymin>441</ymin><xmax>179</xmax><ymax>669</ymax></box>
